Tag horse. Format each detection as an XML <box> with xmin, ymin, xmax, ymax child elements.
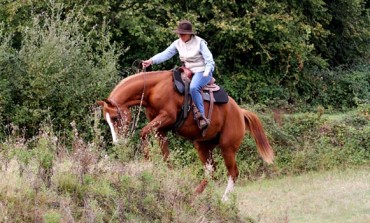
<box><xmin>97</xmin><ymin>70</ymin><xmax>274</xmax><ymax>201</ymax></box>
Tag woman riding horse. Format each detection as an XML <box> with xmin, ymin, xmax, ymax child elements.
<box><xmin>142</xmin><ymin>20</ymin><xmax>214</xmax><ymax>129</ymax></box>
<box><xmin>97</xmin><ymin>70</ymin><xmax>274</xmax><ymax>201</ymax></box>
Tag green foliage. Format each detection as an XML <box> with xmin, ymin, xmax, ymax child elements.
<box><xmin>271</xmin><ymin>110</ymin><xmax>370</xmax><ymax>174</ymax></box>
<box><xmin>165</xmin><ymin>107</ymin><xmax>370</xmax><ymax>180</ymax></box>
<box><xmin>109</xmin><ymin>135</ymin><xmax>142</xmax><ymax>162</ymax></box>
<box><xmin>56</xmin><ymin>171</ymin><xmax>82</xmax><ymax>195</ymax></box>
<box><xmin>304</xmin><ymin>65</ymin><xmax>370</xmax><ymax>108</ymax></box>
<box><xmin>0</xmin><ymin>0</ymin><xmax>369</xmax><ymax>143</ymax></box>
<box><xmin>1</xmin><ymin>122</ymin><xmax>239</xmax><ymax>221</ymax></box>
<box><xmin>167</xmin><ymin>132</ymin><xmax>199</xmax><ymax>167</ymax></box>
<box><xmin>0</xmin><ymin>108</ymin><xmax>369</xmax><ymax>222</ymax></box>
<box><xmin>0</xmin><ymin>3</ymin><xmax>122</xmax><ymax>139</ymax></box>
<box><xmin>0</xmin><ymin>177</ymin><xmax>36</xmax><ymax>222</ymax></box>
<box><xmin>0</xmin><ymin>6</ymin><xmax>368</xmax><ymax>218</ymax></box>
<box><xmin>324</xmin><ymin>0</ymin><xmax>370</xmax><ymax>65</ymax></box>
<box><xmin>0</xmin><ymin>27</ymin><xmax>15</xmax><ymax>139</ymax></box>
<box><xmin>33</xmin><ymin>122</ymin><xmax>58</xmax><ymax>187</ymax></box>
<box><xmin>43</xmin><ymin>211</ymin><xmax>62</xmax><ymax>223</ymax></box>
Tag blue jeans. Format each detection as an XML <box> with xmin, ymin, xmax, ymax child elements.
<box><xmin>190</xmin><ymin>71</ymin><xmax>212</xmax><ymax>117</ymax></box>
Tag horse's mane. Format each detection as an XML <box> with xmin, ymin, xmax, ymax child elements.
<box><xmin>113</xmin><ymin>70</ymin><xmax>172</xmax><ymax>93</ymax></box>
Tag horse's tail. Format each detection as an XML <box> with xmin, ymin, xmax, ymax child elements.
<box><xmin>242</xmin><ymin>109</ymin><xmax>274</xmax><ymax>164</ymax></box>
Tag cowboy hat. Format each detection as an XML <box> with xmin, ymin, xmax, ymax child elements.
<box><xmin>173</xmin><ymin>20</ymin><xmax>196</xmax><ymax>35</ymax></box>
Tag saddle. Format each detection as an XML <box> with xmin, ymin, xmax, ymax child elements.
<box><xmin>173</xmin><ymin>67</ymin><xmax>229</xmax><ymax>103</ymax></box>
<box><xmin>172</xmin><ymin>67</ymin><xmax>229</xmax><ymax>134</ymax></box>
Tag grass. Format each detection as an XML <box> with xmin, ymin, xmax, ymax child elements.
<box><xmin>0</xmin><ymin>107</ymin><xmax>368</xmax><ymax>222</ymax></box>
<box><xmin>236</xmin><ymin>166</ymin><xmax>370</xmax><ymax>223</ymax></box>
<box><xmin>0</xmin><ymin>153</ymin><xmax>244</xmax><ymax>222</ymax></box>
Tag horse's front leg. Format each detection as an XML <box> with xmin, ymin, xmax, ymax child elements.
<box><xmin>156</xmin><ymin>130</ymin><xmax>169</xmax><ymax>160</ymax></box>
<box><xmin>193</xmin><ymin>141</ymin><xmax>217</xmax><ymax>194</ymax></box>
<box><xmin>140</xmin><ymin>113</ymin><xmax>174</xmax><ymax>159</ymax></box>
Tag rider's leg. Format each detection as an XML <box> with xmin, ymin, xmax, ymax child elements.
<box><xmin>190</xmin><ymin>71</ymin><xmax>212</xmax><ymax>128</ymax></box>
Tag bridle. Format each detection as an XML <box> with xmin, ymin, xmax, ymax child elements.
<box><xmin>104</xmin><ymin>98</ymin><xmax>124</xmax><ymax>121</ymax></box>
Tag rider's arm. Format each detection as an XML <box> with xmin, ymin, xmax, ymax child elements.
<box><xmin>200</xmin><ymin>40</ymin><xmax>215</xmax><ymax>76</ymax></box>
<box><xmin>151</xmin><ymin>42</ymin><xmax>178</xmax><ymax>65</ymax></box>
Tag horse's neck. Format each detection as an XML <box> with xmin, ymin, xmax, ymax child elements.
<box><xmin>111</xmin><ymin>71</ymin><xmax>169</xmax><ymax>105</ymax></box>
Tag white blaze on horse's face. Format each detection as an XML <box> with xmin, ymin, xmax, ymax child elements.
<box><xmin>103</xmin><ymin>105</ymin><xmax>132</xmax><ymax>143</ymax></box>
<box><xmin>105</xmin><ymin>113</ymin><xmax>118</xmax><ymax>144</ymax></box>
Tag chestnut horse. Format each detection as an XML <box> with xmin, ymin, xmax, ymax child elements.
<box><xmin>97</xmin><ymin>70</ymin><xmax>274</xmax><ymax>201</ymax></box>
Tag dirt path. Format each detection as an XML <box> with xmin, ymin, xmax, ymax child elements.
<box><xmin>235</xmin><ymin>167</ymin><xmax>370</xmax><ymax>223</ymax></box>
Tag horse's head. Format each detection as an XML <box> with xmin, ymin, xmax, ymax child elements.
<box><xmin>97</xmin><ymin>99</ymin><xmax>132</xmax><ymax>143</ymax></box>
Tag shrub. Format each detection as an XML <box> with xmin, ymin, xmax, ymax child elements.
<box><xmin>302</xmin><ymin>65</ymin><xmax>370</xmax><ymax>109</ymax></box>
<box><xmin>0</xmin><ymin>4</ymin><xmax>123</xmax><ymax>140</ymax></box>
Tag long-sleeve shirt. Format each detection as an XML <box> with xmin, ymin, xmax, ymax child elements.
<box><xmin>151</xmin><ymin>36</ymin><xmax>215</xmax><ymax>75</ymax></box>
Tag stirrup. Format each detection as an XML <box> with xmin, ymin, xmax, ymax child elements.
<box><xmin>199</xmin><ymin>116</ymin><xmax>210</xmax><ymax>130</ymax></box>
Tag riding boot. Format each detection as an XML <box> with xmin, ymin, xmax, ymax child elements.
<box><xmin>198</xmin><ymin>115</ymin><xmax>210</xmax><ymax>129</ymax></box>
<box><xmin>193</xmin><ymin>106</ymin><xmax>210</xmax><ymax>130</ymax></box>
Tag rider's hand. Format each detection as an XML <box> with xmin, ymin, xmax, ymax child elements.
<box><xmin>142</xmin><ymin>59</ymin><xmax>153</xmax><ymax>68</ymax></box>
<box><xmin>203</xmin><ymin>71</ymin><xmax>209</xmax><ymax>77</ymax></box>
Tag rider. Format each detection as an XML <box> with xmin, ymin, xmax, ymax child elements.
<box><xmin>142</xmin><ymin>20</ymin><xmax>215</xmax><ymax>129</ymax></box>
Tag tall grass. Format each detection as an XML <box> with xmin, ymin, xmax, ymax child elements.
<box><xmin>0</xmin><ymin>101</ymin><xmax>368</xmax><ymax>222</ymax></box>
<box><xmin>0</xmin><ymin>117</ymin><xmax>245</xmax><ymax>223</ymax></box>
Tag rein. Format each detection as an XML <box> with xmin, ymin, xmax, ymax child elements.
<box><xmin>130</xmin><ymin>66</ymin><xmax>146</xmax><ymax>135</ymax></box>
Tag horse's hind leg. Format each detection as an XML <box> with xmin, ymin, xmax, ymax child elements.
<box><xmin>219</xmin><ymin>148</ymin><xmax>239</xmax><ymax>201</ymax></box>
<box><xmin>217</xmin><ymin>116</ymin><xmax>244</xmax><ymax>201</ymax></box>
<box><xmin>193</xmin><ymin>141</ymin><xmax>217</xmax><ymax>194</ymax></box>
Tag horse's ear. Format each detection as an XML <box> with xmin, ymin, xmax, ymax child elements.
<box><xmin>96</xmin><ymin>100</ymin><xmax>105</xmax><ymax>107</ymax></box>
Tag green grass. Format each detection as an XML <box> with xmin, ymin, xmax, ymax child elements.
<box><xmin>236</xmin><ymin>166</ymin><xmax>370</xmax><ymax>223</ymax></box>
<box><xmin>0</xmin><ymin>155</ymin><xmax>244</xmax><ymax>222</ymax></box>
<box><xmin>0</xmin><ymin>107</ymin><xmax>368</xmax><ymax>222</ymax></box>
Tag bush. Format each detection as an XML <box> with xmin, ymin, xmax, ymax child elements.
<box><xmin>0</xmin><ymin>4</ymin><xmax>122</xmax><ymax>140</ymax></box>
<box><xmin>310</xmin><ymin>65</ymin><xmax>370</xmax><ymax>109</ymax></box>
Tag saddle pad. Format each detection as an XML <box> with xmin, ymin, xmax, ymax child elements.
<box><xmin>173</xmin><ymin>69</ymin><xmax>229</xmax><ymax>104</ymax></box>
